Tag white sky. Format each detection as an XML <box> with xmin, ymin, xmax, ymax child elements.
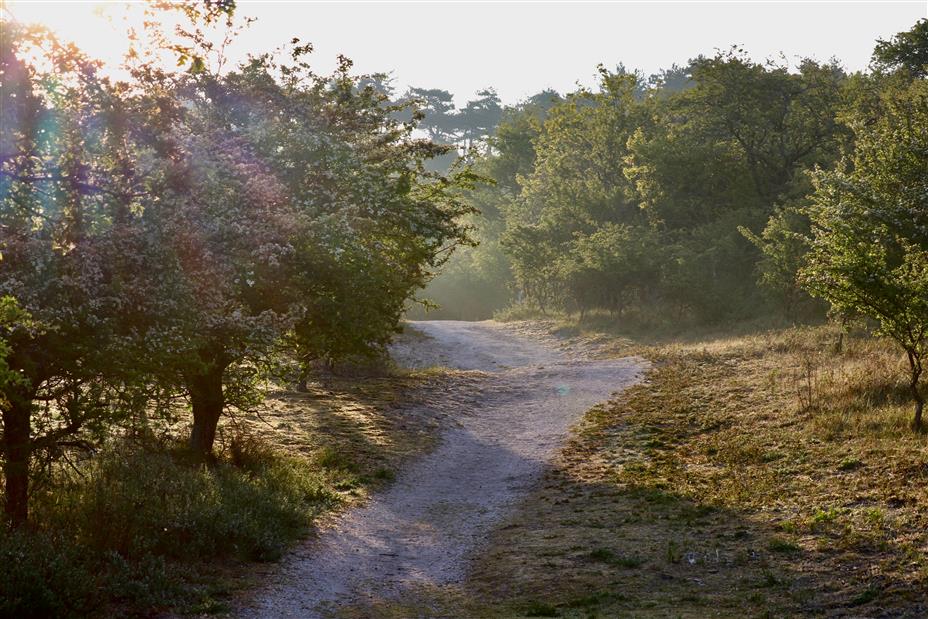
<box><xmin>4</xmin><ymin>1</ymin><xmax>927</xmax><ymax>105</ymax></box>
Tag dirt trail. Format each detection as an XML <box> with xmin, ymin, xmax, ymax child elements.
<box><xmin>239</xmin><ymin>320</ymin><xmax>646</xmax><ymax>618</ymax></box>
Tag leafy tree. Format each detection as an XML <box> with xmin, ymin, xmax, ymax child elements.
<box><xmin>801</xmin><ymin>79</ymin><xmax>928</xmax><ymax>428</ymax></box>
<box><xmin>458</xmin><ymin>88</ymin><xmax>502</xmax><ymax>151</ymax></box>
<box><xmin>148</xmin><ymin>128</ymin><xmax>297</xmax><ymax>459</ymax></box>
<box><xmin>558</xmin><ymin>224</ymin><xmax>660</xmax><ymax>319</ymax></box>
<box><xmin>506</xmin><ymin>71</ymin><xmax>645</xmax><ymax>309</ymax></box>
<box><xmin>624</xmin><ymin>51</ymin><xmax>846</xmax><ymax>321</ymax></box>
<box><xmin>682</xmin><ymin>51</ymin><xmax>847</xmax><ymax>203</ymax></box>
<box><xmin>0</xmin><ymin>24</ymin><xmax>170</xmax><ymax>525</ymax></box>
<box><xmin>740</xmin><ymin>203</ymin><xmax>819</xmax><ymax>319</ymax></box>
<box><xmin>404</xmin><ymin>87</ymin><xmax>458</xmax><ymax>143</ymax></box>
<box><xmin>412</xmin><ymin>90</ymin><xmax>562</xmax><ymax>319</ymax></box>
<box><xmin>872</xmin><ymin>18</ymin><xmax>928</xmax><ymax>78</ymax></box>
<box><xmin>133</xmin><ymin>48</ymin><xmax>474</xmax><ymax>459</ymax></box>
<box><xmin>0</xmin><ymin>11</ymin><xmax>477</xmax><ymax>516</ymax></box>
<box><xmin>646</xmin><ymin>62</ymin><xmax>696</xmax><ymax>96</ymax></box>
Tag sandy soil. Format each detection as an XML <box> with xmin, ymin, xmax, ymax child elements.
<box><xmin>238</xmin><ymin>320</ymin><xmax>646</xmax><ymax>618</ymax></box>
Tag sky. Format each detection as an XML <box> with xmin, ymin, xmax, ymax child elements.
<box><xmin>3</xmin><ymin>1</ymin><xmax>927</xmax><ymax>105</ymax></box>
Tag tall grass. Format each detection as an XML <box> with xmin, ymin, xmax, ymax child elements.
<box><xmin>0</xmin><ymin>439</ymin><xmax>340</xmax><ymax>618</ymax></box>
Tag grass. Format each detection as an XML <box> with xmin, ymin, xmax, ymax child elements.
<box><xmin>460</xmin><ymin>319</ymin><xmax>928</xmax><ymax>617</ymax></box>
<box><xmin>355</xmin><ymin>316</ymin><xmax>928</xmax><ymax>617</ymax></box>
<box><xmin>1</xmin><ymin>441</ymin><xmax>332</xmax><ymax>618</ymax></box>
<box><xmin>13</xmin><ymin>317</ymin><xmax>928</xmax><ymax>617</ymax></box>
<box><xmin>1</xmin><ymin>344</ymin><xmax>460</xmax><ymax>618</ymax></box>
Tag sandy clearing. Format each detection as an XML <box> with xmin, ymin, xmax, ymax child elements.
<box><xmin>238</xmin><ymin>320</ymin><xmax>646</xmax><ymax>618</ymax></box>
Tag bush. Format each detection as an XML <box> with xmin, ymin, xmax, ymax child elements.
<box><xmin>54</xmin><ymin>444</ymin><xmax>337</xmax><ymax>563</ymax></box>
<box><xmin>0</xmin><ymin>530</ymin><xmax>97</xmax><ymax>619</ymax></box>
<box><xmin>3</xmin><ymin>440</ymin><xmax>339</xmax><ymax>616</ymax></box>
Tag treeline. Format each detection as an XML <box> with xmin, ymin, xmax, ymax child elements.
<box><xmin>423</xmin><ymin>20</ymin><xmax>927</xmax><ymax>332</ymax></box>
<box><xmin>0</xmin><ymin>7</ymin><xmax>473</xmax><ymax>528</ymax></box>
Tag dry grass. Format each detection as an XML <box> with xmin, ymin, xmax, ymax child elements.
<box><xmin>227</xmin><ymin>369</ymin><xmax>461</xmax><ymax>502</ymax></box>
<box><xmin>458</xmin><ymin>323</ymin><xmax>928</xmax><ymax>617</ymax></box>
<box><xmin>261</xmin><ymin>320</ymin><xmax>928</xmax><ymax>618</ymax></box>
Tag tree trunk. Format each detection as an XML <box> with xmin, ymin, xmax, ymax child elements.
<box><xmin>907</xmin><ymin>349</ymin><xmax>923</xmax><ymax>431</ymax></box>
<box><xmin>2</xmin><ymin>395</ymin><xmax>32</xmax><ymax>527</ymax></box>
<box><xmin>187</xmin><ymin>364</ymin><xmax>225</xmax><ymax>461</ymax></box>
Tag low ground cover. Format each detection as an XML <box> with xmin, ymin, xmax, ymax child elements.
<box><xmin>0</xmin><ymin>361</ymin><xmax>457</xmax><ymax>618</ymax></box>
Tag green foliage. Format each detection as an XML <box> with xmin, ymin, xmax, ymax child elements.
<box><xmin>0</xmin><ymin>529</ymin><xmax>98</xmax><ymax>619</ymax></box>
<box><xmin>0</xmin><ymin>440</ymin><xmax>337</xmax><ymax>616</ymax></box>
<box><xmin>872</xmin><ymin>18</ymin><xmax>928</xmax><ymax>78</ymax></box>
<box><xmin>800</xmin><ymin>78</ymin><xmax>928</xmax><ymax>425</ymax></box>
<box><xmin>1</xmin><ymin>6</ymin><xmax>474</xmax><ymax>522</ymax></box>
<box><xmin>486</xmin><ymin>51</ymin><xmax>847</xmax><ymax>324</ymax></box>
<box><xmin>0</xmin><ymin>296</ymin><xmax>32</xmax><ymax>395</ymax></box>
<box><xmin>411</xmin><ymin>91</ymin><xmax>558</xmax><ymax>319</ymax></box>
<box><xmin>52</xmin><ymin>446</ymin><xmax>334</xmax><ymax>562</ymax></box>
<box><xmin>740</xmin><ymin>204</ymin><xmax>821</xmax><ymax>319</ymax></box>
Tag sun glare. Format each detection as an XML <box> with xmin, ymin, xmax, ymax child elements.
<box><xmin>1</xmin><ymin>1</ymin><xmax>230</xmax><ymax>77</ymax></box>
<box><xmin>4</xmin><ymin>2</ymin><xmax>138</xmax><ymax>66</ymax></box>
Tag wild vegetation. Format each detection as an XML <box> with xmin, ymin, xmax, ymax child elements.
<box><xmin>1</xmin><ymin>2</ymin><xmax>927</xmax><ymax>616</ymax></box>
<box><xmin>1</xmin><ymin>4</ymin><xmax>472</xmax><ymax>524</ymax></box>
<box><xmin>323</xmin><ymin>320</ymin><xmax>928</xmax><ymax>618</ymax></box>
<box><xmin>421</xmin><ymin>19</ymin><xmax>928</xmax><ymax>421</ymax></box>
<box><xmin>0</xmin><ymin>3</ymin><xmax>471</xmax><ymax>615</ymax></box>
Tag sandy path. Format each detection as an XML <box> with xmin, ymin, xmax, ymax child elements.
<box><xmin>239</xmin><ymin>320</ymin><xmax>645</xmax><ymax>618</ymax></box>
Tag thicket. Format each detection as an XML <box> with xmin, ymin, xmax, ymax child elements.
<box><xmin>0</xmin><ymin>4</ymin><xmax>472</xmax><ymax>532</ymax></box>
<box><xmin>422</xmin><ymin>22</ymin><xmax>925</xmax><ymax>330</ymax></box>
<box><xmin>418</xmin><ymin>21</ymin><xmax>928</xmax><ymax>424</ymax></box>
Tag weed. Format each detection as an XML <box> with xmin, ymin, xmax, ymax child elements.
<box><xmin>666</xmin><ymin>540</ymin><xmax>683</xmax><ymax>564</ymax></box>
<box><xmin>851</xmin><ymin>585</ymin><xmax>880</xmax><ymax>606</ymax></box>
<box><xmin>314</xmin><ymin>445</ymin><xmax>358</xmax><ymax>471</ymax></box>
<box><xmin>372</xmin><ymin>467</ymin><xmax>396</xmax><ymax>482</ymax></box>
<box><xmin>862</xmin><ymin>507</ymin><xmax>885</xmax><ymax>527</ymax></box>
<box><xmin>808</xmin><ymin>507</ymin><xmax>844</xmax><ymax>530</ymax></box>
<box><xmin>838</xmin><ymin>457</ymin><xmax>863</xmax><ymax>471</ymax></box>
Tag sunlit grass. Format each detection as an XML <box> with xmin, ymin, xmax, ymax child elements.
<box><xmin>459</xmin><ymin>320</ymin><xmax>928</xmax><ymax>617</ymax></box>
<box><xmin>0</xmin><ymin>364</ymin><xmax>458</xmax><ymax>617</ymax></box>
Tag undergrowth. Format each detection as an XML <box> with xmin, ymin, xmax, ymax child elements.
<box><xmin>0</xmin><ymin>355</ymin><xmax>450</xmax><ymax>618</ymax></box>
<box><xmin>0</xmin><ymin>438</ymin><xmax>341</xmax><ymax>618</ymax></box>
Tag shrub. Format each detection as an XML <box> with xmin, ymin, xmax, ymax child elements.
<box><xmin>0</xmin><ymin>529</ymin><xmax>98</xmax><ymax>619</ymax></box>
<box><xmin>3</xmin><ymin>439</ymin><xmax>339</xmax><ymax>615</ymax></box>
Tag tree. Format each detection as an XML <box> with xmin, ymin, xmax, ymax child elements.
<box><xmin>740</xmin><ymin>203</ymin><xmax>819</xmax><ymax>320</ymax></box>
<box><xmin>558</xmin><ymin>224</ymin><xmax>660</xmax><ymax>319</ymax></box>
<box><xmin>623</xmin><ymin>51</ymin><xmax>846</xmax><ymax>321</ymax></box>
<box><xmin>800</xmin><ymin>79</ymin><xmax>928</xmax><ymax>428</ymax></box>
<box><xmin>505</xmin><ymin>71</ymin><xmax>646</xmax><ymax>311</ymax></box>
<box><xmin>872</xmin><ymin>18</ymin><xmax>928</xmax><ymax>78</ymax></box>
<box><xmin>404</xmin><ymin>87</ymin><xmax>458</xmax><ymax>143</ymax></box>
<box><xmin>0</xmin><ymin>24</ymin><xmax>167</xmax><ymax>525</ymax></box>
<box><xmin>149</xmin><ymin>127</ymin><xmax>297</xmax><ymax>459</ymax></box>
<box><xmin>0</xmin><ymin>12</ymin><xmax>477</xmax><ymax>512</ymax></box>
<box><xmin>458</xmin><ymin>88</ymin><xmax>502</xmax><ymax>151</ymax></box>
<box><xmin>410</xmin><ymin>90</ymin><xmax>562</xmax><ymax>320</ymax></box>
<box><xmin>682</xmin><ymin>51</ymin><xmax>847</xmax><ymax>204</ymax></box>
<box><xmin>220</xmin><ymin>50</ymin><xmax>475</xmax><ymax>373</ymax></box>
